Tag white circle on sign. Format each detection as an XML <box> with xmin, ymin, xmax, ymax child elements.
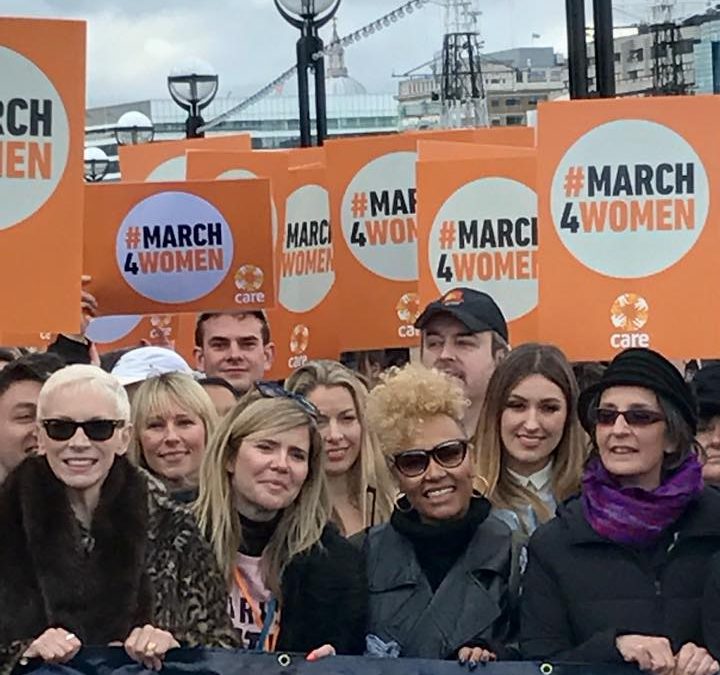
<box><xmin>115</xmin><ymin>191</ymin><xmax>234</xmax><ymax>303</ymax></box>
<box><xmin>341</xmin><ymin>151</ymin><xmax>418</xmax><ymax>281</ymax></box>
<box><xmin>0</xmin><ymin>45</ymin><xmax>70</xmax><ymax>230</ymax></box>
<box><xmin>217</xmin><ymin>168</ymin><xmax>278</xmax><ymax>245</ymax></box>
<box><xmin>86</xmin><ymin>315</ymin><xmax>143</xmax><ymax>344</ymax></box>
<box><xmin>280</xmin><ymin>184</ymin><xmax>333</xmax><ymax>313</ymax></box>
<box><xmin>551</xmin><ymin>119</ymin><xmax>709</xmax><ymax>278</ymax></box>
<box><xmin>430</xmin><ymin>178</ymin><xmax>538</xmax><ymax>321</ymax></box>
<box><xmin>145</xmin><ymin>156</ymin><xmax>186</xmax><ymax>181</ymax></box>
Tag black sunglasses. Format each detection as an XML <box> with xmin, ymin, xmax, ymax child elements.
<box><xmin>255</xmin><ymin>381</ymin><xmax>320</xmax><ymax>419</ymax></box>
<box><xmin>593</xmin><ymin>408</ymin><xmax>666</xmax><ymax>427</ymax></box>
<box><xmin>42</xmin><ymin>419</ymin><xmax>125</xmax><ymax>442</ymax></box>
<box><xmin>390</xmin><ymin>439</ymin><xmax>469</xmax><ymax>478</ymax></box>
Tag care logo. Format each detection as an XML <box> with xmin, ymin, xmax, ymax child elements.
<box><xmin>396</xmin><ymin>292</ymin><xmax>421</xmax><ymax>339</ymax></box>
<box><xmin>341</xmin><ymin>151</ymin><xmax>418</xmax><ymax>281</ymax></box>
<box><xmin>429</xmin><ymin>177</ymin><xmax>538</xmax><ymax>321</ymax></box>
<box><xmin>149</xmin><ymin>315</ymin><xmax>173</xmax><ymax>343</ymax></box>
<box><xmin>0</xmin><ymin>45</ymin><xmax>70</xmax><ymax>230</ymax></box>
<box><xmin>234</xmin><ymin>264</ymin><xmax>266</xmax><ymax>305</ymax></box>
<box><xmin>116</xmin><ymin>191</ymin><xmax>234</xmax><ymax>304</ymax></box>
<box><xmin>288</xmin><ymin>324</ymin><xmax>310</xmax><ymax>369</ymax></box>
<box><xmin>442</xmin><ymin>289</ymin><xmax>464</xmax><ymax>305</ymax></box>
<box><xmin>280</xmin><ymin>184</ymin><xmax>334</xmax><ymax>313</ymax></box>
<box><xmin>610</xmin><ymin>292</ymin><xmax>650</xmax><ymax>349</ymax></box>
<box><xmin>551</xmin><ymin>120</ymin><xmax>709</xmax><ymax>279</ymax></box>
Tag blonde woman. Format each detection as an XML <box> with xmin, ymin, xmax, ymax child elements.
<box><xmin>194</xmin><ymin>381</ymin><xmax>367</xmax><ymax>658</ymax></box>
<box><xmin>285</xmin><ymin>360</ymin><xmax>394</xmax><ymax>536</ymax></box>
<box><xmin>130</xmin><ymin>373</ymin><xmax>217</xmax><ymax>503</ymax></box>
<box><xmin>474</xmin><ymin>343</ymin><xmax>585</xmax><ymax>536</ymax></box>
<box><xmin>361</xmin><ymin>364</ymin><xmax>514</xmax><ymax>663</ymax></box>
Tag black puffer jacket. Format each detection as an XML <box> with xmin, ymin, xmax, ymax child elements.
<box><xmin>520</xmin><ymin>490</ymin><xmax>720</xmax><ymax>663</ymax></box>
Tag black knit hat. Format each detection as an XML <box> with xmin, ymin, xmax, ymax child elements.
<box><xmin>693</xmin><ymin>364</ymin><xmax>720</xmax><ymax>420</ymax></box>
<box><xmin>578</xmin><ymin>347</ymin><xmax>698</xmax><ymax>434</ymax></box>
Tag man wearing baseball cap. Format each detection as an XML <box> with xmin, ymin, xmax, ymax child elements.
<box><xmin>415</xmin><ymin>287</ymin><xmax>509</xmax><ymax>435</ymax></box>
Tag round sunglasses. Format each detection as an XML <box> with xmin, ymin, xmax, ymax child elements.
<box><xmin>42</xmin><ymin>419</ymin><xmax>125</xmax><ymax>442</ymax></box>
<box><xmin>593</xmin><ymin>408</ymin><xmax>666</xmax><ymax>427</ymax></box>
<box><xmin>389</xmin><ymin>439</ymin><xmax>469</xmax><ymax>478</ymax></box>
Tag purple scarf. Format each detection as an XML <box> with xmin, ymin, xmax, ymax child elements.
<box><xmin>581</xmin><ymin>454</ymin><xmax>704</xmax><ymax>546</ymax></box>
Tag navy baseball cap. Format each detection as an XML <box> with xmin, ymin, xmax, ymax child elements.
<box><xmin>414</xmin><ymin>288</ymin><xmax>508</xmax><ymax>342</ymax></box>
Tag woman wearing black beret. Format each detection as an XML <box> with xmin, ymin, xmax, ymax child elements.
<box><xmin>521</xmin><ymin>348</ymin><xmax>720</xmax><ymax>675</ymax></box>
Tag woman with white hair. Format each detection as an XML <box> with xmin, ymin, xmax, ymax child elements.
<box><xmin>0</xmin><ymin>365</ymin><xmax>236</xmax><ymax>675</ymax></box>
<box><xmin>195</xmin><ymin>381</ymin><xmax>367</xmax><ymax>657</ymax></box>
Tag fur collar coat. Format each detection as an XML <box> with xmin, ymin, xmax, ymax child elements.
<box><xmin>0</xmin><ymin>455</ymin><xmax>236</xmax><ymax>674</ymax></box>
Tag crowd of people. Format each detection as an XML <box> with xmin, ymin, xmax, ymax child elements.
<box><xmin>2</xmin><ymin>287</ymin><xmax>720</xmax><ymax>675</ymax></box>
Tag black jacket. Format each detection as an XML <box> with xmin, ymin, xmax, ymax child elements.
<box><xmin>278</xmin><ymin>525</ymin><xmax>367</xmax><ymax>655</ymax></box>
<box><xmin>520</xmin><ymin>490</ymin><xmax>720</xmax><ymax>663</ymax></box>
<box><xmin>360</xmin><ymin>505</ymin><xmax>515</xmax><ymax>659</ymax></box>
<box><xmin>702</xmin><ymin>555</ymin><xmax>720</xmax><ymax>659</ymax></box>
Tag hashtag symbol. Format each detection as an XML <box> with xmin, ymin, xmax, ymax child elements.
<box><xmin>125</xmin><ymin>226</ymin><xmax>141</xmax><ymax>249</ymax></box>
<box><xmin>351</xmin><ymin>192</ymin><xmax>368</xmax><ymax>218</ymax></box>
<box><xmin>564</xmin><ymin>166</ymin><xmax>585</xmax><ymax>198</ymax></box>
<box><xmin>439</xmin><ymin>220</ymin><xmax>457</xmax><ymax>250</ymax></box>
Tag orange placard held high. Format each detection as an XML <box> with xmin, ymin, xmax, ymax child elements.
<box><xmin>0</xmin><ymin>18</ymin><xmax>85</xmax><ymax>332</ymax></box>
<box><xmin>84</xmin><ymin>179</ymin><xmax>275</xmax><ymax>316</ymax></box>
<box><xmin>537</xmin><ymin>97</ymin><xmax>720</xmax><ymax>360</ymax></box>
<box><xmin>119</xmin><ymin>133</ymin><xmax>251</xmax><ymax>182</ymax></box>
<box><xmin>418</xmin><ymin>153</ymin><xmax>538</xmax><ymax>346</ymax></box>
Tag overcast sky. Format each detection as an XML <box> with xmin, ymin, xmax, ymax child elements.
<box><xmin>4</xmin><ymin>0</ymin><xmax>697</xmax><ymax>106</ymax></box>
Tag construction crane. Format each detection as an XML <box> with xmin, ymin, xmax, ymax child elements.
<box><xmin>438</xmin><ymin>0</ymin><xmax>488</xmax><ymax>128</ymax></box>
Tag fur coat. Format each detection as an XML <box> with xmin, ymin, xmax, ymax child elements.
<box><xmin>0</xmin><ymin>455</ymin><xmax>237</xmax><ymax>674</ymax></box>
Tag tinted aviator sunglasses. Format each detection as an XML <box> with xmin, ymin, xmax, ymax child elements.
<box><xmin>42</xmin><ymin>419</ymin><xmax>125</xmax><ymax>442</ymax></box>
<box><xmin>389</xmin><ymin>439</ymin><xmax>469</xmax><ymax>478</ymax></box>
<box><xmin>593</xmin><ymin>408</ymin><xmax>666</xmax><ymax>427</ymax></box>
<box><xmin>255</xmin><ymin>381</ymin><xmax>320</xmax><ymax>419</ymax></box>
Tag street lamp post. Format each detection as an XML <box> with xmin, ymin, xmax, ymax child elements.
<box><xmin>167</xmin><ymin>59</ymin><xmax>219</xmax><ymax>138</ymax></box>
<box><xmin>114</xmin><ymin>111</ymin><xmax>155</xmax><ymax>146</ymax></box>
<box><xmin>83</xmin><ymin>146</ymin><xmax>110</xmax><ymax>182</ymax></box>
<box><xmin>275</xmin><ymin>0</ymin><xmax>342</xmax><ymax>147</ymax></box>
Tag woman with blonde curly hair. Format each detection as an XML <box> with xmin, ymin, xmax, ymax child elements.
<box><xmin>360</xmin><ymin>364</ymin><xmax>514</xmax><ymax>663</ymax></box>
<box><xmin>195</xmin><ymin>382</ymin><xmax>367</xmax><ymax>658</ymax></box>
<box><xmin>129</xmin><ymin>372</ymin><xmax>218</xmax><ymax>503</ymax></box>
<box><xmin>474</xmin><ymin>343</ymin><xmax>585</xmax><ymax>536</ymax></box>
<box><xmin>285</xmin><ymin>360</ymin><xmax>394</xmax><ymax>536</ymax></box>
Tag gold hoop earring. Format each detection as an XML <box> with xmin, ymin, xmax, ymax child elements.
<box><xmin>473</xmin><ymin>474</ymin><xmax>490</xmax><ymax>497</ymax></box>
<box><xmin>394</xmin><ymin>493</ymin><xmax>413</xmax><ymax>513</ymax></box>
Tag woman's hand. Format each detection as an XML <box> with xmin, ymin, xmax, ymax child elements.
<box><xmin>22</xmin><ymin>627</ymin><xmax>82</xmax><ymax>664</ymax></box>
<box><xmin>616</xmin><ymin>635</ymin><xmax>675</xmax><ymax>675</ymax></box>
<box><xmin>458</xmin><ymin>646</ymin><xmax>496</xmax><ymax>669</ymax></box>
<box><xmin>675</xmin><ymin>642</ymin><xmax>720</xmax><ymax>675</ymax></box>
<box><xmin>306</xmin><ymin>644</ymin><xmax>336</xmax><ymax>661</ymax></box>
<box><xmin>124</xmin><ymin>624</ymin><xmax>179</xmax><ymax>671</ymax></box>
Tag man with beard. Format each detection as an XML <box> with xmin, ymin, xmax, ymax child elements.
<box><xmin>415</xmin><ymin>288</ymin><xmax>509</xmax><ymax>436</ymax></box>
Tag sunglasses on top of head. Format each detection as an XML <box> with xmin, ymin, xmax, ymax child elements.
<box><xmin>255</xmin><ymin>381</ymin><xmax>320</xmax><ymax>420</ymax></box>
<box><xmin>389</xmin><ymin>439</ymin><xmax>469</xmax><ymax>478</ymax></box>
<box><xmin>592</xmin><ymin>408</ymin><xmax>666</xmax><ymax>428</ymax></box>
<box><xmin>42</xmin><ymin>419</ymin><xmax>126</xmax><ymax>442</ymax></box>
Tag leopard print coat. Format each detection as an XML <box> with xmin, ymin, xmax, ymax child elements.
<box><xmin>0</xmin><ymin>455</ymin><xmax>237</xmax><ymax>675</ymax></box>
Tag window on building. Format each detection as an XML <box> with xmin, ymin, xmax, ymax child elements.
<box><xmin>490</xmin><ymin>99</ymin><xmax>500</xmax><ymax>107</ymax></box>
<box><xmin>506</xmin><ymin>115</ymin><xmax>525</xmax><ymax>126</ymax></box>
<box><xmin>505</xmin><ymin>97</ymin><xmax>520</xmax><ymax>106</ymax></box>
<box><xmin>630</xmin><ymin>48</ymin><xmax>644</xmax><ymax>61</ymax></box>
<box><xmin>712</xmin><ymin>41</ymin><xmax>720</xmax><ymax>93</ymax></box>
<box><xmin>614</xmin><ymin>52</ymin><xmax>621</xmax><ymax>62</ymax></box>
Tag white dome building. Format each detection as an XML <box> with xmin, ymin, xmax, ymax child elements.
<box><xmin>324</xmin><ymin>19</ymin><xmax>367</xmax><ymax>96</ymax></box>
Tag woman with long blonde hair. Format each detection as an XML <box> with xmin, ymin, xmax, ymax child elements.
<box><xmin>285</xmin><ymin>360</ymin><xmax>394</xmax><ymax>536</ymax></box>
<box><xmin>194</xmin><ymin>382</ymin><xmax>367</xmax><ymax>658</ymax></box>
<box><xmin>129</xmin><ymin>372</ymin><xmax>217</xmax><ymax>503</ymax></box>
<box><xmin>474</xmin><ymin>343</ymin><xmax>585</xmax><ymax>536</ymax></box>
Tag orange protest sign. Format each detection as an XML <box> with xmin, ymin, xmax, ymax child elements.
<box><xmin>418</xmin><ymin>140</ymin><xmax>537</xmax><ymax>162</ymax></box>
<box><xmin>326</xmin><ymin>134</ymin><xmax>423</xmax><ymax>351</ymax></box>
<box><xmin>418</xmin><ymin>153</ymin><xmax>538</xmax><ymax>346</ymax></box>
<box><xmin>84</xmin><ymin>179</ymin><xmax>275</xmax><ymax>316</ymax></box>
<box><xmin>537</xmin><ymin>97</ymin><xmax>720</xmax><ymax>360</ymax></box>
<box><xmin>119</xmin><ymin>133</ymin><xmax>251</xmax><ymax>182</ymax></box>
<box><xmin>269</xmin><ymin>163</ymin><xmax>339</xmax><ymax>378</ymax></box>
<box><xmin>86</xmin><ymin>313</ymin><xmax>195</xmax><ymax>359</ymax></box>
<box><xmin>0</xmin><ymin>18</ymin><xmax>85</xmax><ymax>332</ymax></box>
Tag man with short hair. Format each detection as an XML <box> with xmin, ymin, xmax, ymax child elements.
<box><xmin>415</xmin><ymin>287</ymin><xmax>509</xmax><ymax>435</ymax></box>
<box><xmin>0</xmin><ymin>353</ymin><xmax>64</xmax><ymax>485</ymax></box>
<box><xmin>194</xmin><ymin>311</ymin><xmax>275</xmax><ymax>394</ymax></box>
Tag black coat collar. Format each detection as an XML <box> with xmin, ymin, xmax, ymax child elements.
<box><xmin>0</xmin><ymin>455</ymin><xmax>153</xmax><ymax>645</ymax></box>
